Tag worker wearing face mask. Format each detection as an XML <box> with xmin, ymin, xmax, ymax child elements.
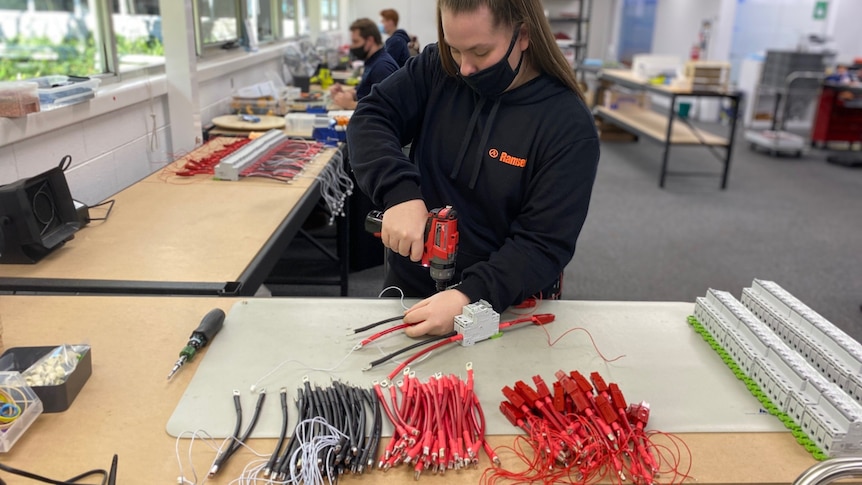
<box><xmin>330</xmin><ymin>18</ymin><xmax>399</xmax><ymax>110</ymax></box>
<box><xmin>348</xmin><ymin>0</ymin><xmax>599</xmax><ymax>337</ymax></box>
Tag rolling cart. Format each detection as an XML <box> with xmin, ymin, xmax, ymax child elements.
<box><xmin>745</xmin><ymin>71</ymin><xmax>825</xmax><ymax>157</ymax></box>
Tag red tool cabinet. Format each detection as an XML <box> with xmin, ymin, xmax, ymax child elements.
<box><xmin>811</xmin><ymin>83</ymin><xmax>862</xmax><ymax>147</ymax></box>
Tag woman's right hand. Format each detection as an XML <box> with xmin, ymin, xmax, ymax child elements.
<box><xmin>382</xmin><ymin>200</ymin><xmax>429</xmax><ymax>262</ymax></box>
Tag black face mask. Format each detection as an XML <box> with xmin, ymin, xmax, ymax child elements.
<box><xmin>350</xmin><ymin>43</ymin><xmax>369</xmax><ymax>61</ymax></box>
<box><xmin>458</xmin><ymin>26</ymin><xmax>524</xmax><ymax>97</ymax></box>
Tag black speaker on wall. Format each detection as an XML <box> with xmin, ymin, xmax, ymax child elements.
<box><xmin>0</xmin><ymin>165</ymin><xmax>81</xmax><ymax>264</ymax></box>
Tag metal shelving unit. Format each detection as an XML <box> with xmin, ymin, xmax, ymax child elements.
<box><xmin>545</xmin><ymin>0</ymin><xmax>592</xmax><ymax>66</ymax></box>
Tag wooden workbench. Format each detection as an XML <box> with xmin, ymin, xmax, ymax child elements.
<box><xmin>0</xmin><ymin>140</ymin><xmax>341</xmax><ymax>296</ymax></box>
<box><xmin>0</xmin><ymin>295</ymin><xmax>818</xmax><ymax>484</ymax></box>
<box><xmin>594</xmin><ymin>69</ymin><xmax>742</xmax><ymax>189</ymax></box>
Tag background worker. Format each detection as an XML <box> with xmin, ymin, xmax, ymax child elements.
<box><xmin>348</xmin><ymin>0</ymin><xmax>599</xmax><ymax>337</ymax></box>
<box><xmin>825</xmin><ymin>64</ymin><xmax>854</xmax><ymax>84</ymax></box>
<box><xmin>330</xmin><ymin>18</ymin><xmax>399</xmax><ymax>110</ymax></box>
<box><xmin>380</xmin><ymin>8</ymin><xmax>412</xmax><ymax>67</ymax></box>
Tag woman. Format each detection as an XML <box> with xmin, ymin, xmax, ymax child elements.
<box><xmin>347</xmin><ymin>0</ymin><xmax>599</xmax><ymax>337</ymax></box>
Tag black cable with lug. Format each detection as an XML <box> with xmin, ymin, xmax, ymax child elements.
<box><xmin>364</xmin><ymin>331</ymin><xmax>458</xmax><ymax>370</ymax></box>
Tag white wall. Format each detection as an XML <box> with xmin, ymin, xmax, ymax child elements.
<box><xmin>830</xmin><ymin>0</ymin><xmax>862</xmax><ymax>64</ymax></box>
<box><xmin>650</xmin><ymin>0</ymin><xmax>723</xmax><ymax>61</ymax></box>
<box><xmin>586</xmin><ymin>0</ymin><xmax>617</xmax><ymax>60</ymax></box>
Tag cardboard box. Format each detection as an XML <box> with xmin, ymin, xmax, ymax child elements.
<box><xmin>603</xmin><ymin>90</ymin><xmax>647</xmax><ymax>110</ymax></box>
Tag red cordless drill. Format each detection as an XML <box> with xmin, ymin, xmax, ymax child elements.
<box><xmin>365</xmin><ymin>206</ymin><xmax>459</xmax><ymax>291</ymax></box>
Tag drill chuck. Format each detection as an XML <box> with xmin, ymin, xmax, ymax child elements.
<box><xmin>430</xmin><ymin>264</ymin><xmax>456</xmax><ymax>290</ymax></box>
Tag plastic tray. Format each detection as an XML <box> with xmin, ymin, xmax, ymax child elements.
<box><xmin>0</xmin><ymin>345</ymin><xmax>92</xmax><ymax>413</ymax></box>
<box><xmin>0</xmin><ymin>372</ymin><xmax>43</xmax><ymax>452</ymax></box>
<box><xmin>31</xmin><ymin>75</ymin><xmax>100</xmax><ymax>109</ymax></box>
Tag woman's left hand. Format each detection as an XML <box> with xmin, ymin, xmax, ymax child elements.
<box><xmin>403</xmin><ymin>289</ymin><xmax>470</xmax><ymax>337</ymax></box>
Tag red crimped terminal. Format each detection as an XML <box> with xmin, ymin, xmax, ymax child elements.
<box><xmin>609</xmin><ymin>383</ymin><xmax>627</xmax><ymax>410</ymax></box>
<box><xmin>556</xmin><ymin>372</ymin><xmax>579</xmax><ymax>398</ymax></box>
<box><xmin>514</xmin><ymin>298</ymin><xmax>537</xmax><ymax>308</ymax></box>
<box><xmin>570</xmin><ymin>371</ymin><xmax>593</xmax><ymax>394</ymax></box>
<box><xmin>502</xmin><ymin>385</ymin><xmax>527</xmax><ymax>410</ymax></box>
<box><xmin>531</xmin><ymin>313</ymin><xmax>555</xmax><ymax>325</ymax></box>
<box><xmin>552</xmin><ymin>381</ymin><xmax>565</xmax><ymax>413</ymax></box>
<box><xmin>499</xmin><ymin>401</ymin><xmax>525</xmax><ymax>427</ymax></box>
<box><xmin>590</xmin><ymin>372</ymin><xmax>608</xmax><ymax>394</ymax></box>
<box><xmin>594</xmin><ymin>394</ymin><xmax>618</xmax><ymax>424</ymax></box>
<box><xmin>571</xmin><ymin>390</ymin><xmax>590</xmax><ymax>413</ymax></box>
<box><xmin>514</xmin><ymin>380</ymin><xmax>541</xmax><ymax>406</ymax></box>
<box><xmin>532</xmin><ymin>375</ymin><xmax>551</xmax><ymax>400</ymax></box>
<box><xmin>627</xmin><ymin>401</ymin><xmax>651</xmax><ymax>426</ymax></box>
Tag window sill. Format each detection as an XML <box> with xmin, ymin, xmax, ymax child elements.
<box><xmin>0</xmin><ymin>41</ymin><xmax>290</xmax><ymax>148</ymax></box>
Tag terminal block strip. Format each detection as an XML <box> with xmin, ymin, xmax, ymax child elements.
<box><xmin>741</xmin><ymin>280</ymin><xmax>862</xmax><ymax>404</ymax></box>
<box><xmin>214</xmin><ymin>129</ymin><xmax>289</xmax><ymax>181</ymax></box>
<box><xmin>694</xmin><ymin>288</ymin><xmax>862</xmax><ymax>457</ymax></box>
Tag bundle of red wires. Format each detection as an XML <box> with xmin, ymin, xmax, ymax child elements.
<box><xmin>484</xmin><ymin>370</ymin><xmax>692</xmax><ymax>485</ymax></box>
<box><xmin>175</xmin><ymin>137</ymin><xmax>251</xmax><ymax>176</ymax></box>
<box><xmin>374</xmin><ymin>363</ymin><xmax>496</xmax><ymax>479</ymax></box>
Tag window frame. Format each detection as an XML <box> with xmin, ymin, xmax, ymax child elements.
<box><xmin>0</xmin><ymin>0</ymin><xmax>302</xmax><ymax>83</ymax></box>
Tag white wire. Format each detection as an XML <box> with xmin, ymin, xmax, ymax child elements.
<box><xmin>287</xmin><ymin>417</ymin><xmax>347</xmax><ymax>485</ymax></box>
<box><xmin>248</xmin><ymin>345</ymin><xmax>359</xmax><ymax>393</ymax></box>
<box><xmin>176</xmin><ymin>428</ymin><xmax>270</xmax><ymax>485</ymax></box>
<box><xmin>378</xmin><ymin>285</ymin><xmax>410</xmax><ymax>310</ymax></box>
<box><xmin>175</xmin><ymin>429</ymin><xmax>220</xmax><ymax>485</ymax></box>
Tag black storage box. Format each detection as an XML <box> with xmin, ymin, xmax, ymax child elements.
<box><xmin>0</xmin><ymin>345</ymin><xmax>92</xmax><ymax>413</ymax></box>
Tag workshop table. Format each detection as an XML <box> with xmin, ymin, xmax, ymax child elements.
<box><xmin>0</xmin><ymin>140</ymin><xmax>343</xmax><ymax>296</ymax></box>
<box><xmin>0</xmin><ymin>295</ymin><xmax>818</xmax><ymax>484</ymax></box>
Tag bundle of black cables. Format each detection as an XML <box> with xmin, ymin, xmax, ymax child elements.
<box><xmin>0</xmin><ymin>454</ymin><xmax>117</xmax><ymax>485</ymax></box>
<box><xmin>268</xmin><ymin>379</ymin><xmax>382</xmax><ymax>481</ymax></box>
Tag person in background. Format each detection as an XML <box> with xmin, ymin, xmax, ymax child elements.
<box><xmin>329</xmin><ymin>18</ymin><xmax>399</xmax><ymax>110</ymax></box>
<box><xmin>825</xmin><ymin>64</ymin><xmax>853</xmax><ymax>84</ymax></box>
<box><xmin>380</xmin><ymin>8</ymin><xmax>411</xmax><ymax>67</ymax></box>
<box><xmin>408</xmin><ymin>35</ymin><xmax>422</xmax><ymax>57</ymax></box>
<box><xmin>348</xmin><ymin>0</ymin><xmax>599</xmax><ymax>337</ymax></box>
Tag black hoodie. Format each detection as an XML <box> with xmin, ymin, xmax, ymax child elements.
<box><xmin>348</xmin><ymin>44</ymin><xmax>599</xmax><ymax>312</ymax></box>
<box><xmin>384</xmin><ymin>29</ymin><xmax>412</xmax><ymax>67</ymax></box>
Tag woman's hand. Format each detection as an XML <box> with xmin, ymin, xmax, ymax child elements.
<box><xmin>403</xmin><ymin>289</ymin><xmax>470</xmax><ymax>337</ymax></box>
<box><xmin>382</xmin><ymin>200</ymin><xmax>429</xmax><ymax>262</ymax></box>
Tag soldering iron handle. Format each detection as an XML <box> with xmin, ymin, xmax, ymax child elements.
<box><xmin>193</xmin><ymin>308</ymin><xmax>225</xmax><ymax>345</ymax></box>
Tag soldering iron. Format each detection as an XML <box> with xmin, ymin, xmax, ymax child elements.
<box><xmin>365</xmin><ymin>206</ymin><xmax>459</xmax><ymax>291</ymax></box>
<box><xmin>167</xmin><ymin>308</ymin><xmax>225</xmax><ymax>380</ymax></box>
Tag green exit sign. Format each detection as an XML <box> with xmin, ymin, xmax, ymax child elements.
<box><xmin>813</xmin><ymin>0</ymin><xmax>828</xmax><ymax>20</ymax></box>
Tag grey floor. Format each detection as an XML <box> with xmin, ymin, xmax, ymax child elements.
<box><xmin>272</xmin><ymin>128</ymin><xmax>862</xmax><ymax>342</ymax></box>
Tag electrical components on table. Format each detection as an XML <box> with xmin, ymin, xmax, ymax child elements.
<box><xmin>454</xmin><ymin>299</ymin><xmax>500</xmax><ymax>346</ymax></box>
<box><xmin>692</xmin><ymin>280</ymin><xmax>862</xmax><ymax>457</ymax></box>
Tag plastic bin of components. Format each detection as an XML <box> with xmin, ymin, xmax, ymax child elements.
<box><xmin>230</xmin><ymin>97</ymin><xmax>287</xmax><ymax>116</ymax></box>
<box><xmin>31</xmin><ymin>75</ymin><xmax>100</xmax><ymax>110</ymax></box>
<box><xmin>0</xmin><ymin>81</ymin><xmax>40</xmax><ymax>117</ymax></box>
<box><xmin>0</xmin><ymin>372</ymin><xmax>43</xmax><ymax>452</ymax></box>
<box><xmin>0</xmin><ymin>345</ymin><xmax>92</xmax><ymax>413</ymax></box>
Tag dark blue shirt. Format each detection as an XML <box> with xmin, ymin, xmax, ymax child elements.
<box><xmin>384</xmin><ymin>29</ymin><xmax>411</xmax><ymax>68</ymax></box>
<box><xmin>356</xmin><ymin>48</ymin><xmax>399</xmax><ymax>100</ymax></box>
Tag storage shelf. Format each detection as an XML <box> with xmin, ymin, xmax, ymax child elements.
<box><xmin>595</xmin><ymin>106</ymin><xmax>729</xmax><ymax>146</ymax></box>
